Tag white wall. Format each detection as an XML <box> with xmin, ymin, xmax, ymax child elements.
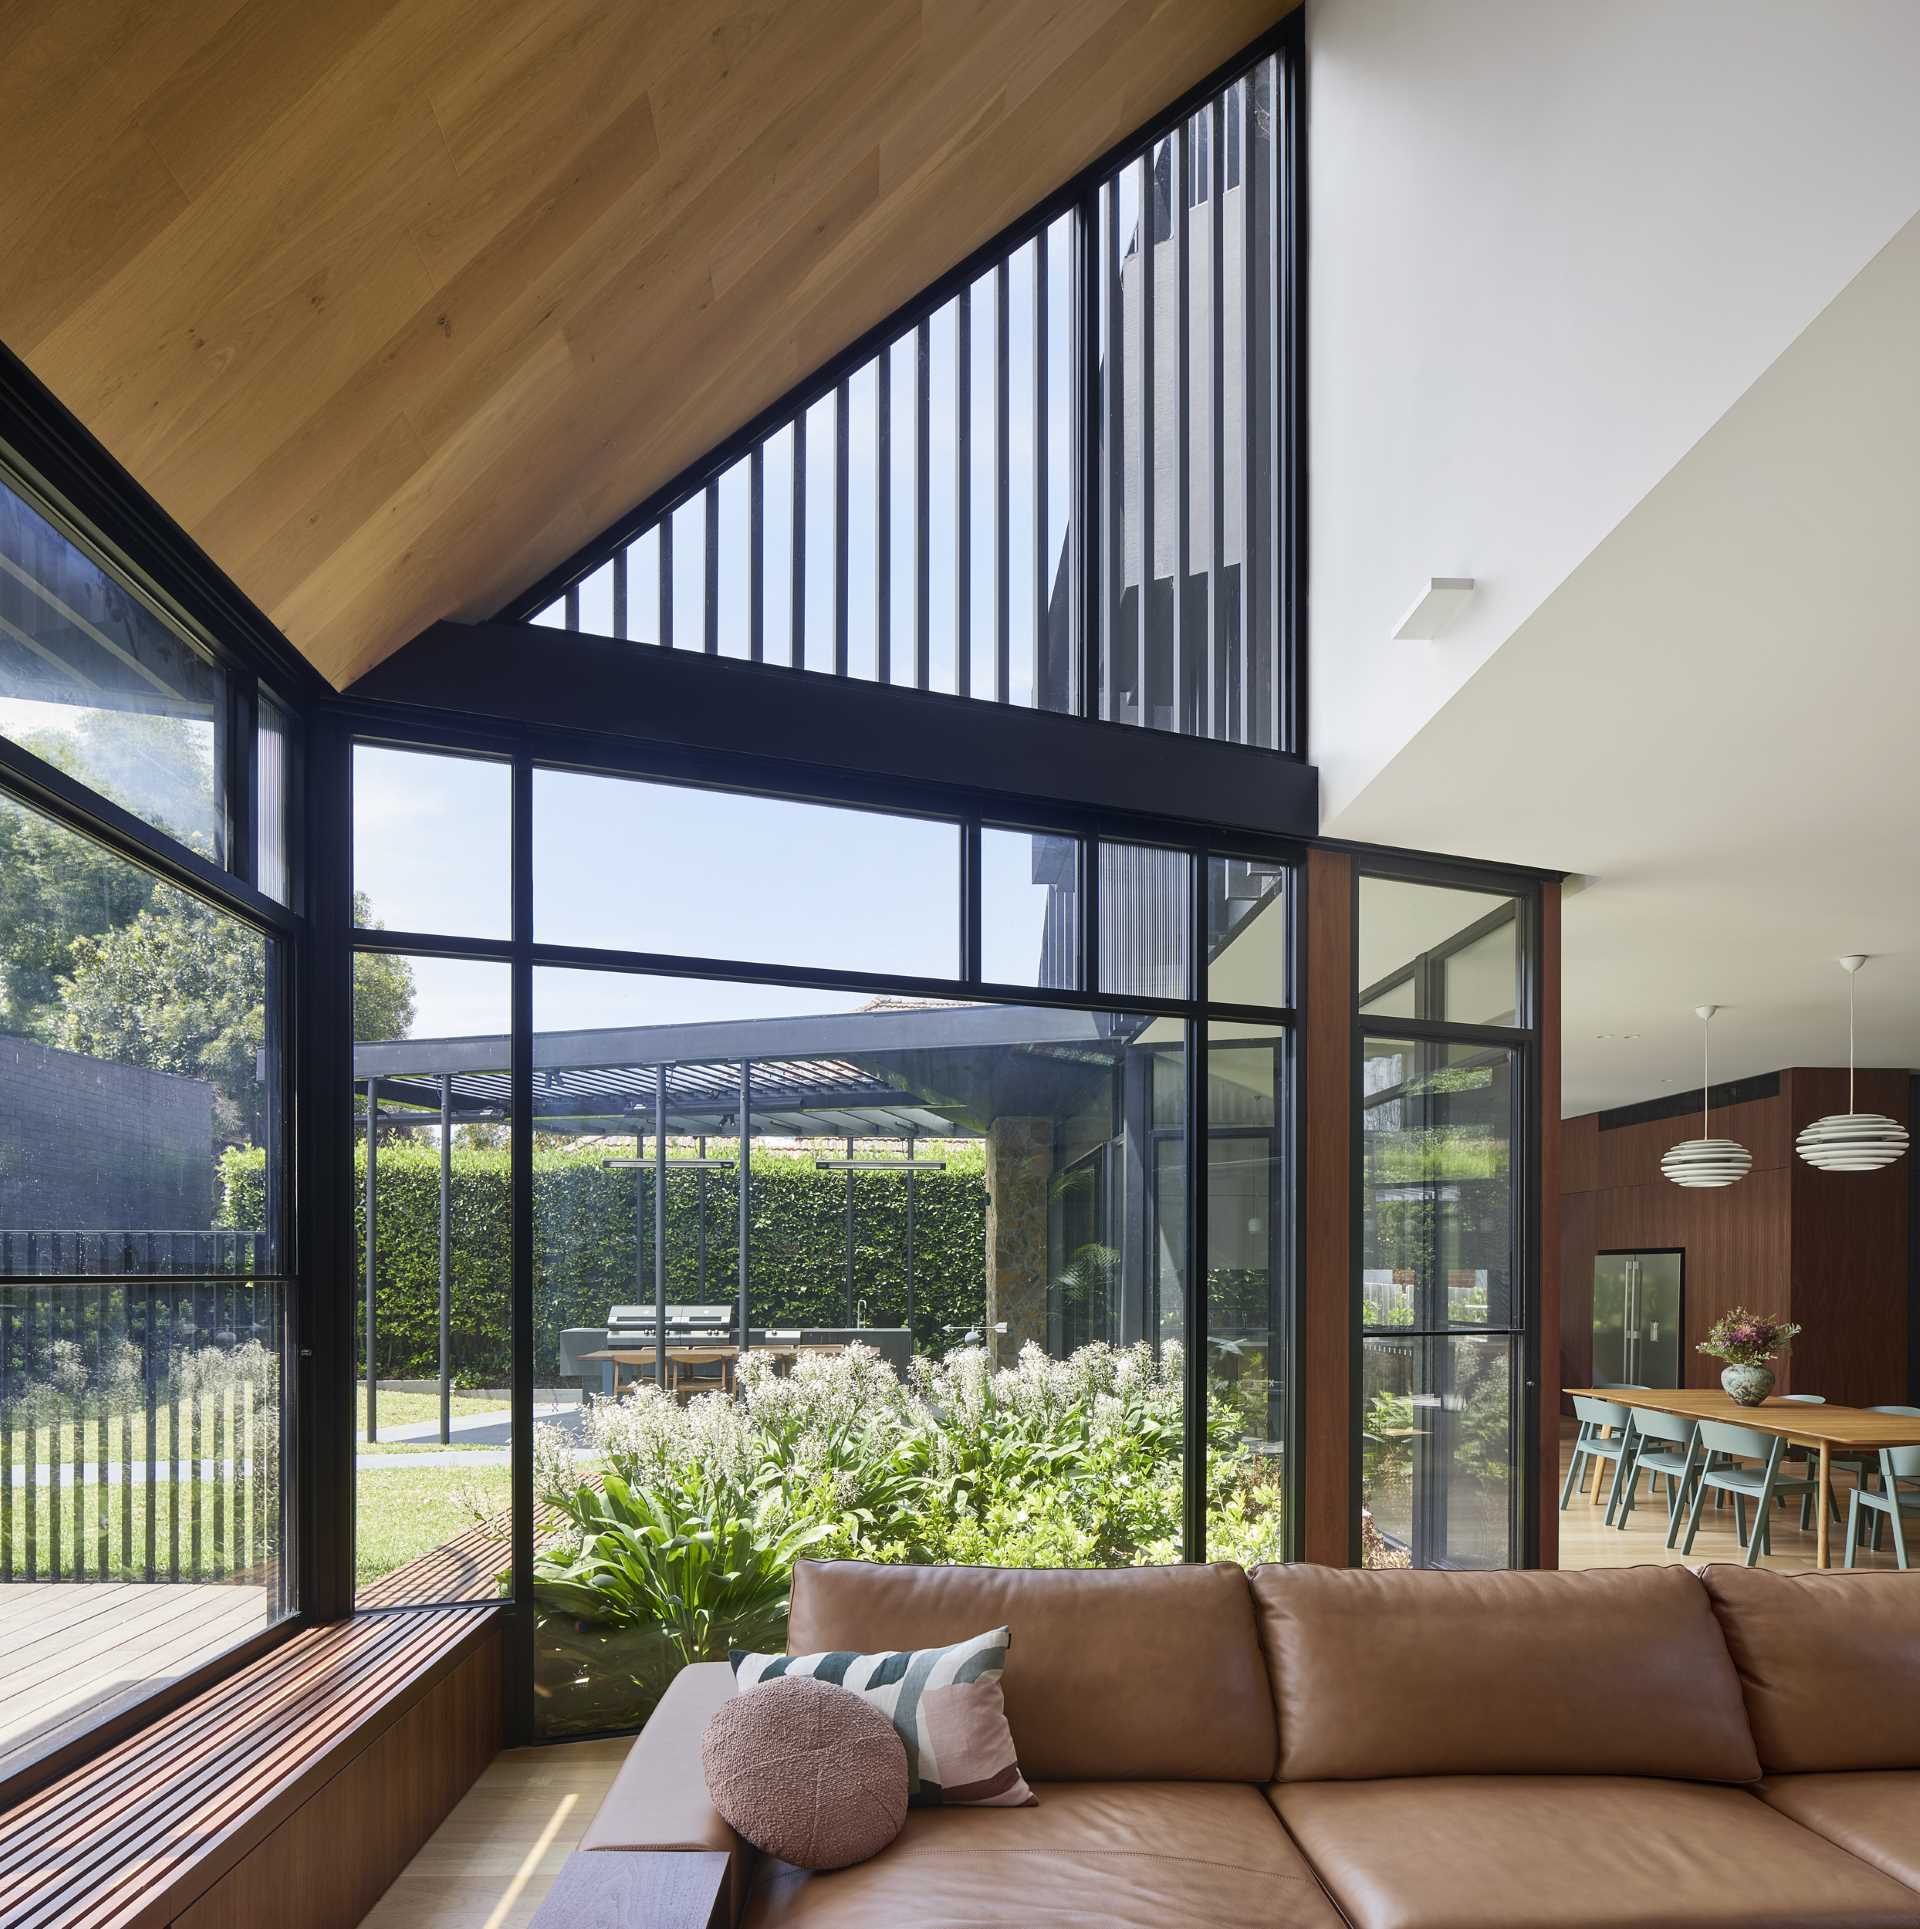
<box><xmin>1308</xmin><ymin>0</ymin><xmax>1920</xmax><ymax>827</ymax></box>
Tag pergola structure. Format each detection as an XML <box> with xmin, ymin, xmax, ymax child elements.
<box><xmin>352</xmin><ymin>1001</ymin><xmax>1155</xmax><ymax>1435</ymax></box>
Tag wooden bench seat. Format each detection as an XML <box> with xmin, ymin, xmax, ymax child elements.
<box><xmin>0</xmin><ymin>1602</ymin><xmax>504</xmax><ymax>1929</ymax></box>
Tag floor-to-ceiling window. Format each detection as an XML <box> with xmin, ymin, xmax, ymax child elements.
<box><xmin>1355</xmin><ymin>873</ymin><xmax>1536</xmax><ymax>1569</ymax></box>
<box><xmin>0</xmin><ymin>459</ymin><xmax>297</xmax><ymax>1781</ymax></box>
<box><xmin>340</xmin><ymin>734</ymin><xmax>1297</xmax><ymax>1734</ymax></box>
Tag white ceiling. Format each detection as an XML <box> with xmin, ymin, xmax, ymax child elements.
<box><xmin>1323</xmin><ymin>205</ymin><xmax>1920</xmax><ymax>1116</ymax></box>
<box><xmin>1306</xmin><ymin>0</ymin><xmax>1920</xmax><ymax>824</ymax></box>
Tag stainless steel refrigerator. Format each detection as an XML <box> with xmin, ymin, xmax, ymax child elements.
<box><xmin>1591</xmin><ymin>1250</ymin><xmax>1684</xmax><ymax>1387</ymax></box>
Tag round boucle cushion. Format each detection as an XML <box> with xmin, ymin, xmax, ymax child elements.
<box><xmin>701</xmin><ymin>1675</ymin><xmax>909</xmax><ymax>1870</ymax></box>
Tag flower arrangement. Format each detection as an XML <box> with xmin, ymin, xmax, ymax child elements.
<box><xmin>1696</xmin><ymin>1307</ymin><xmax>1801</xmax><ymax>1367</ymax></box>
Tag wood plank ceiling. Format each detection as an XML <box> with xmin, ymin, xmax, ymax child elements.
<box><xmin>1</xmin><ymin>0</ymin><xmax>1290</xmax><ymax>689</ymax></box>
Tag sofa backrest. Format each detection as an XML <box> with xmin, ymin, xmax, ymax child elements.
<box><xmin>1250</xmin><ymin>1563</ymin><xmax>1761</xmax><ymax>1783</ymax></box>
<box><xmin>787</xmin><ymin>1560</ymin><xmax>1277</xmax><ymax>1782</ymax></box>
<box><xmin>1701</xmin><ymin>1565</ymin><xmax>1920</xmax><ymax>1772</ymax></box>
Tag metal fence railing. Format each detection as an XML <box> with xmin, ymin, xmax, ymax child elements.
<box><xmin>0</xmin><ymin>1229</ymin><xmax>265</xmax><ymax>1277</ymax></box>
<box><xmin>0</xmin><ymin>1276</ymin><xmax>285</xmax><ymax>1596</ymax></box>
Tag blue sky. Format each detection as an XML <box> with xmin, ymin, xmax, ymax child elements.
<box><xmin>352</xmin><ymin>746</ymin><xmax>1058</xmax><ymax>1039</ymax></box>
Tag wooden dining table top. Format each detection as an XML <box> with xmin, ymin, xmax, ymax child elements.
<box><xmin>1564</xmin><ymin>1386</ymin><xmax>1920</xmax><ymax>1449</ymax></box>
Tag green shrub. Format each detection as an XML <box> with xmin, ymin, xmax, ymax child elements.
<box><xmin>220</xmin><ymin>1140</ymin><xmax>991</xmax><ymax>1378</ymax></box>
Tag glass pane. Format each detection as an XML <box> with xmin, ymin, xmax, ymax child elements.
<box><xmin>803</xmin><ymin>392</ymin><xmax>837</xmax><ymax>674</ymax></box>
<box><xmin>845</xmin><ymin>362</ymin><xmax>878</xmax><ymax>681</ymax></box>
<box><xmin>1206</xmin><ymin>1025</ymin><xmax>1289</xmax><ymax>1565</ymax></box>
<box><xmin>670</xmin><ymin>495</ymin><xmax>705</xmax><ymax>651</ymax></box>
<box><xmin>534</xmin><ymin>769</ymin><xmax>960</xmax><ymax>977</ymax></box>
<box><xmin>1360</xmin><ymin>1037</ymin><xmax>1515</xmax><ymax>1332</ymax></box>
<box><xmin>1208</xmin><ymin>856</ymin><xmax>1286</xmax><ymax>1005</ymax></box>
<box><xmin>0</xmin><ymin>791</ymin><xmax>289</xmax><ymax>1765</ymax></box>
<box><xmin>716</xmin><ymin>457</ymin><xmax>751</xmax><ymax>662</ymax></box>
<box><xmin>968</xmin><ymin>268</ymin><xmax>996</xmax><ymax>703</ymax></box>
<box><xmin>1362</xmin><ymin>1334</ymin><xmax>1514</xmax><ymax>1570</ymax></box>
<box><xmin>981</xmin><ymin>827</ymin><xmax>1079</xmax><ymax>989</ymax></box>
<box><xmin>886</xmin><ymin>335</ymin><xmax>917</xmax><ymax>687</ymax></box>
<box><xmin>576</xmin><ymin>560</ymin><xmax>614</xmax><ymax>637</ymax></box>
<box><xmin>527</xmin><ymin>968</ymin><xmax>1185</xmax><ymax>1736</ymax></box>
<box><xmin>1097</xmin><ymin>842</ymin><xmax>1190</xmax><ymax>998</ymax></box>
<box><xmin>1</xmin><ymin>470</ymin><xmax>224</xmax><ymax>858</ymax></box>
<box><xmin>625</xmin><ymin>527</ymin><xmax>661</xmax><ymax>645</ymax></box>
<box><xmin>256</xmin><ymin>690</ymin><xmax>292</xmax><ymax>906</ymax></box>
<box><xmin>352</xmin><ymin>744</ymin><xmax>511</xmax><ymax>940</ymax></box>
<box><xmin>0</xmin><ymin>790</ymin><xmax>283</xmax><ymax>1276</ymax></box>
<box><xmin>1041</xmin><ymin>212</ymin><xmax>1075</xmax><ymax>714</ymax></box>
<box><xmin>352</xmin><ymin>954</ymin><xmax>513</xmax><ymax>1606</ymax></box>
<box><xmin>0</xmin><ymin>1275</ymin><xmax>289</xmax><ymax>1770</ymax></box>
<box><xmin>761</xmin><ymin>426</ymin><xmax>794</xmax><ymax>667</ymax></box>
<box><xmin>1357</xmin><ymin>876</ymin><xmax>1521</xmax><ymax>1026</ymax></box>
<box><xmin>926</xmin><ymin>297</ymin><xmax>959</xmax><ymax>695</ymax></box>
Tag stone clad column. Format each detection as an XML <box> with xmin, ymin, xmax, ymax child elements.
<box><xmin>985</xmin><ymin>1118</ymin><xmax>1053</xmax><ymax>1365</ymax></box>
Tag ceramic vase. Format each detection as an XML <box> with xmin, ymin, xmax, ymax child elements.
<box><xmin>1720</xmin><ymin>1362</ymin><xmax>1775</xmax><ymax>1407</ymax></box>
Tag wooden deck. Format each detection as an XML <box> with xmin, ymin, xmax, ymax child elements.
<box><xmin>0</xmin><ymin>1580</ymin><xmax>273</xmax><ymax>1782</ymax></box>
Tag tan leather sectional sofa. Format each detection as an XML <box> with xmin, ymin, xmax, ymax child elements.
<box><xmin>580</xmin><ymin>1557</ymin><xmax>1920</xmax><ymax>1927</ymax></box>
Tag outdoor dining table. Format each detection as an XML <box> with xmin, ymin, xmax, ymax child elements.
<box><xmin>1564</xmin><ymin>1386</ymin><xmax>1920</xmax><ymax>1568</ymax></box>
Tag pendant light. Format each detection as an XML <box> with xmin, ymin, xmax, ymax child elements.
<box><xmin>1796</xmin><ymin>956</ymin><xmax>1910</xmax><ymax>1172</ymax></box>
<box><xmin>1661</xmin><ymin>1005</ymin><xmax>1753</xmax><ymax>1188</ymax></box>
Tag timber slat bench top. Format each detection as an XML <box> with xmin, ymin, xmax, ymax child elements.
<box><xmin>0</xmin><ymin>1602</ymin><xmax>502</xmax><ymax>1929</ymax></box>
<box><xmin>527</xmin><ymin>1850</ymin><xmax>728</xmax><ymax>1928</ymax></box>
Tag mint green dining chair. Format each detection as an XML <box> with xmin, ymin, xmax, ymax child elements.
<box><xmin>1856</xmin><ymin>1408</ymin><xmax>1920</xmax><ymax>1553</ymax></box>
<box><xmin>1679</xmin><ymin>1418</ymin><xmax>1823</xmax><ymax>1566</ymax></box>
<box><xmin>1561</xmin><ymin>1396</ymin><xmax>1632</xmax><ymax>1510</ymax></box>
<box><xmin>1845</xmin><ymin>1441</ymin><xmax>1920</xmax><ymax>1570</ymax></box>
<box><xmin>1606</xmin><ymin>1407</ymin><xmax>1699</xmax><ymax>1544</ymax></box>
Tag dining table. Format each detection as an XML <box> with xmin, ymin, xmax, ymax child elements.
<box><xmin>1563</xmin><ymin>1385</ymin><xmax>1920</xmax><ymax>1568</ymax></box>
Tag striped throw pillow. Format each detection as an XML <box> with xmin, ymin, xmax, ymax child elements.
<box><xmin>731</xmin><ymin>1627</ymin><xmax>1035</xmax><ymax>1808</ymax></box>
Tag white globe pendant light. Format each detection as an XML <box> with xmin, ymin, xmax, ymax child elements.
<box><xmin>1796</xmin><ymin>956</ymin><xmax>1910</xmax><ymax>1173</ymax></box>
<box><xmin>1661</xmin><ymin>1005</ymin><xmax>1753</xmax><ymax>1188</ymax></box>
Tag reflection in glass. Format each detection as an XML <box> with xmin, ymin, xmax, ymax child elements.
<box><xmin>1362</xmin><ymin>1334</ymin><xmax>1514</xmax><ymax>1570</ymax></box>
<box><xmin>1208</xmin><ymin>856</ymin><xmax>1286</xmax><ymax>1005</ymax></box>
<box><xmin>1357</xmin><ymin>876</ymin><xmax>1520</xmax><ymax>1026</ymax></box>
<box><xmin>0</xmin><ymin>791</ymin><xmax>288</xmax><ymax>1761</ymax></box>
<box><xmin>352</xmin><ymin>744</ymin><xmax>511</xmax><ymax>940</ymax></box>
<box><xmin>2</xmin><ymin>472</ymin><xmax>224</xmax><ymax>857</ymax></box>
<box><xmin>533</xmin><ymin>768</ymin><xmax>961</xmax><ymax>978</ymax></box>
<box><xmin>1097</xmin><ymin>842</ymin><xmax>1190</xmax><ymax>999</ymax></box>
<box><xmin>1205</xmin><ymin>1028</ymin><xmax>1289</xmax><ymax>1565</ymax></box>
<box><xmin>1360</xmin><ymin>1035</ymin><xmax>1517</xmax><ymax>1570</ymax></box>
<box><xmin>351</xmin><ymin>954</ymin><xmax>512</xmax><ymax>1606</ymax></box>
<box><xmin>518</xmin><ymin>969</ymin><xmax>1196</xmax><ymax>1734</ymax></box>
<box><xmin>981</xmin><ymin>827</ymin><xmax>1079</xmax><ymax>988</ymax></box>
<box><xmin>257</xmin><ymin>691</ymin><xmax>292</xmax><ymax>905</ymax></box>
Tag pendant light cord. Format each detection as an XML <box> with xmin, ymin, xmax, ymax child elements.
<box><xmin>1849</xmin><ymin>969</ymin><xmax>1857</xmax><ymax>1113</ymax></box>
<box><xmin>1702</xmin><ymin>1013</ymin><xmax>1711</xmax><ymax>1143</ymax></box>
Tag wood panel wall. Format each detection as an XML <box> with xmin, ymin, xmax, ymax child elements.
<box><xmin>1302</xmin><ymin>848</ymin><xmax>1354</xmax><ymax>1564</ymax></box>
<box><xmin>1557</xmin><ymin>1069</ymin><xmax>1911</xmax><ymax>1414</ymax></box>
<box><xmin>168</xmin><ymin>1621</ymin><xmax>503</xmax><ymax>1929</ymax></box>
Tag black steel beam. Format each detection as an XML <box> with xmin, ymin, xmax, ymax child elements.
<box><xmin>350</xmin><ymin>619</ymin><xmax>1316</xmax><ymax>840</ymax></box>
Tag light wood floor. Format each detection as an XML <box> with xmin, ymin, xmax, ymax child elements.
<box><xmin>1555</xmin><ymin>1424</ymin><xmax>1906</xmax><ymax>1571</ymax></box>
<box><xmin>0</xmin><ymin>1580</ymin><xmax>272</xmax><ymax>1777</ymax></box>
<box><xmin>360</xmin><ymin>1737</ymin><xmax>628</xmax><ymax>1929</ymax></box>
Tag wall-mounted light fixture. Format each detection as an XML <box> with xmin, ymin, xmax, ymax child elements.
<box><xmin>1392</xmin><ymin>576</ymin><xmax>1475</xmax><ymax>640</ymax></box>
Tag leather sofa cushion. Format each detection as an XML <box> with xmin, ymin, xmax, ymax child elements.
<box><xmin>1702</xmin><ymin>1566</ymin><xmax>1920</xmax><ymax>1772</ymax></box>
<box><xmin>787</xmin><ymin>1561</ymin><xmax>1276</xmax><ymax>1782</ymax></box>
<box><xmin>744</xmin><ymin>1780</ymin><xmax>1344</xmax><ymax>1927</ymax></box>
<box><xmin>1271</xmin><ymin>1775</ymin><xmax>1920</xmax><ymax>1929</ymax></box>
<box><xmin>579</xmin><ymin>1662</ymin><xmax>753</xmax><ymax>1923</ymax></box>
<box><xmin>1250</xmin><ymin>1563</ymin><xmax>1760</xmax><ymax>1783</ymax></box>
<box><xmin>1759</xmin><ymin>1772</ymin><xmax>1920</xmax><ymax>1895</ymax></box>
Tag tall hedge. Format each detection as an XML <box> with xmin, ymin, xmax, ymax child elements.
<box><xmin>220</xmin><ymin>1141</ymin><xmax>989</xmax><ymax>1383</ymax></box>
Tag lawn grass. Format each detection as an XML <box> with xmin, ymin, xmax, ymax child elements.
<box><xmin>356</xmin><ymin>1386</ymin><xmax>509</xmax><ymax>1437</ymax></box>
<box><xmin>0</xmin><ymin>1466</ymin><xmax>279</xmax><ymax>1583</ymax></box>
<box><xmin>355</xmin><ymin>1462</ymin><xmax>512</xmax><ymax>1590</ymax></box>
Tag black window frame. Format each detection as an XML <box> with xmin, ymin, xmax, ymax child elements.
<box><xmin>496</xmin><ymin>17</ymin><xmax>1306</xmax><ymax>759</ymax></box>
<box><xmin>1351</xmin><ymin>861</ymin><xmax>1544</xmax><ymax>1573</ymax></box>
<box><xmin>331</xmin><ymin>693</ymin><xmax>1304</xmax><ymax>1730</ymax></box>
